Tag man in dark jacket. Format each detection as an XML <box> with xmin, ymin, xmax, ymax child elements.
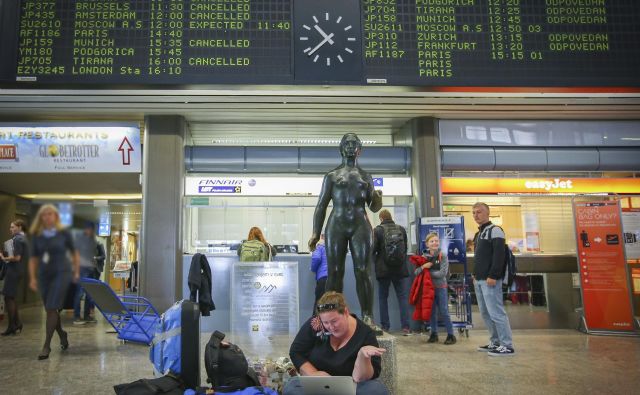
<box><xmin>372</xmin><ymin>209</ymin><xmax>411</xmax><ymax>334</ymax></box>
<box><xmin>472</xmin><ymin>202</ymin><xmax>515</xmax><ymax>356</ymax></box>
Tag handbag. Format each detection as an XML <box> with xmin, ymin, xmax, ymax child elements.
<box><xmin>0</xmin><ymin>259</ymin><xmax>7</xmax><ymax>281</ymax></box>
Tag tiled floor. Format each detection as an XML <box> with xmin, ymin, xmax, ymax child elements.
<box><xmin>0</xmin><ymin>306</ymin><xmax>639</xmax><ymax>394</ymax></box>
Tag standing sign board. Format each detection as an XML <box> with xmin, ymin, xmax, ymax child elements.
<box><xmin>621</xmin><ymin>208</ymin><xmax>640</xmax><ymax>262</ymax></box>
<box><xmin>418</xmin><ymin>217</ymin><xmax>466</xmax><ymax>265</ymax></box>
<box><xmin>231</xmin><ymin>262</ymin><xmax>299</xmax><ymax>349</ymax></box>
<box><xmin>0</xmin><ymin>123</ymin><xmax>141</xmax><ymax>173</ymax></box>
<box><xmin>573</xmin><ymin>200</ymin><xmax>635</xmax><ymax>334</ymax></box>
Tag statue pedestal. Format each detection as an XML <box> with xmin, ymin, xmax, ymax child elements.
<box><xmin>377</xmin><ymin>333</ymin><xmax>398</xmax><ymax>395</ymax></box>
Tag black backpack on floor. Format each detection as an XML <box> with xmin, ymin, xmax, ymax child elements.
<box><xmin>204</xmin><ymin>331</ymin><xmax>261</xmax><ymax>391</ymax></box>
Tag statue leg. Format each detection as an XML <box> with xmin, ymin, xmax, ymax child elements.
<box><xmin>324</xmin><ymin>230</ymin><xmax>348</xmax><ymax>293</ymax></box>
<box><xmin>350</xmin><ymin>230</ymin><xmax>374</xmax><ymax>319</ymax></box>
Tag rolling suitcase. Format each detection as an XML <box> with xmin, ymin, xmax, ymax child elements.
<box><xmin>150</xmin><ymin>300</ymin><xmax>201</xmax><ymax>389</ymax></box>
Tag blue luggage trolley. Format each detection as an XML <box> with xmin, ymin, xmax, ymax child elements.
<box><xmin>80</xmin><ymin>278</ymin><xmax>160</xmax><ymax>344</ymax></box>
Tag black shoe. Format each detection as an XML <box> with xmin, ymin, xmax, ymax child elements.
<box><xmin>477</xmin><ymin>343</ymin><xmax>499</xmax><ymax>352</ymax></box>
<box><xmin>444</xmin><ymin>334</ymin><xmax>457</xmax><ymax>345</ymax></box>
<box><xmin>1</xmin><ymin>327</ymin><xmax>16</xmax><ymax>336</ymax></box>
<box><xmin>38</xmin><ymin>347</ymin><xmax>51</xmax><ymax>360</ymax></box>
<box><xmin>488</xmin><ymin>345</ymin><xmax>515</xmax><ymax>357</ymax></box>
<box><xmin>427</xmin><ymin>333</ymin><xmax>439</xmax><ymax>343</ymax></box>
<box><xmin>60</xmin><ymin>331</ymin><xmax>69</xmax><ymax>350</ymax></box>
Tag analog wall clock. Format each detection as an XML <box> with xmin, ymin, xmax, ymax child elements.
<box><xmin>294</xmin><ymin>0</ymin><xmax>362</xmax><ymax>82</ymax></box>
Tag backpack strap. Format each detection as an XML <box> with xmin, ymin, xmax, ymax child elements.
<box><xmin>206</xmin><ymin>331</ymin><xmax>226</xmax><ymax>386</ymax></box>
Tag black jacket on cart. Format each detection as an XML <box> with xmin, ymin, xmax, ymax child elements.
<box><xmin>188</xmin><ymin>253</ymin><xmax>215</xmax><ymax>316</ymax></box>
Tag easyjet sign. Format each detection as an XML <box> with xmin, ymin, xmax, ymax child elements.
<box><xmin>524</xmin><ymin>178</ymin><xmax>573</xmax><ymax>191</ymax></box>
<box><xmin>441</xmin><ymin>178</ymin><xmax>640</xmax><ymax>195</ymax></box>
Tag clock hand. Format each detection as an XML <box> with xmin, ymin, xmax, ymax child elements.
<box><xmin>314</xmin><ymin>24</ymin><xmax>335</xmax><ymax>45</ymax></box>
<box><xmin>307</xmin><ymin>33</ymin><xmax>335</xmax><ymax>56</ymax></box>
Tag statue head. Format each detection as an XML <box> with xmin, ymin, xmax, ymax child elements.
<box><xmin>339</xmin><ymin>133</ymin><xmax>362</xmax><ymax>158</ymax></box>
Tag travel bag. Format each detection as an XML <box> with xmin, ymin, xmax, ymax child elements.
<box><xmin>150</xmin><ymin>300</ymin><xmax>200</xmax><ymax>389</ymax></box>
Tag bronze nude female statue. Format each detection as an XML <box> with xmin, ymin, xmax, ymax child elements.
<box><xmin>308</xmin><ymin>133</ymin><xmax>382</xmax><ymax>326</ymax></box>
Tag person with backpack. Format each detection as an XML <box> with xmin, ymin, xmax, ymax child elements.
<box><xmin>237</xmin><ymin>227</ymin><xmax>277</xmax><ymax>262</ymax></box>
<box><xmin>372</xmin><ymin>209</ymin><xmax>411</xmax><ymax>335</ymax></box>
<box><xmin>310</xmin><ymin>234</ymin><xmax>328</xmax><ymax>312</ymax></box>
<box><xmin>421</xmin><ymin>233</ymin><xmax>456</xmax><ymax>345</ymax></box>
<box><xmin>472</xmin><ymin>202</ymin><xmax>515</xmax><ymax>356</ymax></box>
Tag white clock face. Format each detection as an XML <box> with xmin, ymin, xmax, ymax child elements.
<box><xmin>299</xmin><ymin>13</ymin><xmax>357</xmax><ymax>67</ymax></box>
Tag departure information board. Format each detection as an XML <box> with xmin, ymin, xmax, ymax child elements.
<box><xmin>0</xmin><ymin>0</ymin><xmax>639</xmax><ymax>87</ymax></box>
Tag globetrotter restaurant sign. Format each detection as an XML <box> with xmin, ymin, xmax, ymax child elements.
<box><xmin>0</xmin><ymin>123</ymin><xmax>141</xmax><ymax>173</ymax></box>
<box><xmin>441</xmin><ymin>178</ymin><xmax>640</xmax><ymax>195</ymax></box>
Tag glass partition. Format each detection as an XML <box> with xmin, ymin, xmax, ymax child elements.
<box><xmin>184</xmin><ymin>196</ymin><xmax>411</xmax><ymax>254</ymax></box>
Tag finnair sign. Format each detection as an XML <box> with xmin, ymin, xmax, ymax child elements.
<box><xmin>185</xmin><ymin>176</ymin><xmax>412</xmax><ymax>197</ymax></box>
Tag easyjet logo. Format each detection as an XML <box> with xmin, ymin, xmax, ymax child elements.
<box><xmin>524</xmin><ymin>178</ymin><xmax>573</xmax><ymax>191</ymax></box>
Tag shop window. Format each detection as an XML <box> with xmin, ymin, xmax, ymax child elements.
<box><xmin>443</xmin><ymin>195</ymin><xmax>577</xmax><ymax>255</ymax></box>
<box><xmin>184</xmin><ymin>196</ymin><xmax>409</xmax><ymax>254</ymax></box>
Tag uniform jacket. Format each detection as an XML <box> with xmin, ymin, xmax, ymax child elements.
<box><xmin>372</xmin><ymin>219</ymin><xmax>409</xmax><ymax>279</ymax></box>
<box><xmin>408</xmin><ymin>255</ymin><xmax>435</xmax><ymax>321</ymax></box>
<box><xmin>188</xmin><ymin>253</ymin><xmax>215</xmax><ymax>316</ymax></box>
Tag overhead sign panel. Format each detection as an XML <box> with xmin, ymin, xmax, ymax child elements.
<box><xmin>185</xmin><ymin>176</ymin><xmax>412</xmax><ymax>197</ymax></box>
<box><xmin>442</xmin><ymin>178</ymin><xmax>640</xmax><ymax>195</ymax></box>
<box><xmin>0</xmin><ymin>1</ymin><xmax>638</xmax><ymax>87</ymax></box>
<box><xmin>0</xmin><ymin>123</ymin><xmax>141</xmax><ymax>173</ymax></box>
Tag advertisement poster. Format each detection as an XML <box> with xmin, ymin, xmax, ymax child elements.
<box><xmin>0</xmin><ymin>123</ymin><xmax>141</xmax><ymax>173</ymax></box>
<box><xmin>418</xmin><ymin>216</ymin><xmax>466</xmax><ymax>264</ymax></box>
<box><xmin>573</xmin><ymin>200</ymin><xmax>634</xmax><ymax>333</ymax></box>
<box><xmin>524</xmin><ymin>212</ymin><xmax>541</xmax><ymax>252</ymax></box>
<box><xmin>621</xmin><ymin>208</ymin><xmax>640</xmax><ymax>262</ymax></box>
<box><xmin>231</xmin><ymin>262</ymin><xmax>299</xmax><ymax>347</ymax></box>
<box><xmin>632</xmin><ymin>269</ymin><xmax>640</xmax><ymax>295</ymax></box>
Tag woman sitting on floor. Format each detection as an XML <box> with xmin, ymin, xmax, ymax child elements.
<box><xmin>284</xmin><ymin>291</ymin><xmax>389</xmax><ymax>395</ymax></box>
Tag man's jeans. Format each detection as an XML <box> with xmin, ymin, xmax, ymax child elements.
<box><xmin>74</xmin><ymin>267</ymin><xmax>97</xmax><ymax>319</ymax></box>
<box><xmin>474</xmin><ymin>279</ymin><xmax>513</xmax><ymax>347</ymax></box>
<box><xmin>377</xmin><ymin>276</ymin><xmax>410</xmax><ymax>330</ymax></box>
<box><xmin>430</xmin><ymin>287</ymin><xmax>454</xmax><ymax>335</ymax></box>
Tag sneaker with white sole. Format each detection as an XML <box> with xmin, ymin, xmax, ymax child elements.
<box><xmin>477</xmin><ymin>343</ymin><xmax>498</xmax><ymax>352</ymax></box>
<box><xmin>73</xmin><ymin>319</ymin><xmax>86</xmax><ymax>325</ymax></box>
<box><xmin>488</xmin><ymin>345</ymin><xmax>515</xmax><ymax>356</ymax></box>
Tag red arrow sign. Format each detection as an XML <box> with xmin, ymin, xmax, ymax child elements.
<box><xmin>118</xmin><ymin>137</ymin><xmax>134</xmax><ymax>165</ymax></box>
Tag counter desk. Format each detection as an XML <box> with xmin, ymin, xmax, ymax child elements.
<box><xmin>183</xmin><ymin>253</ymin><xmax>408</xmax><ymax>332</ymax></box>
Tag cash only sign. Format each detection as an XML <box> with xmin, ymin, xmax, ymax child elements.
<box><xmin>573</xmin><ymin>199</ymin><xmax>635</xmax><ymax>335</ymax></box>
<box><xmin>0</xmin><ymin>123</ymin><xmax>141</xmax><ymax>172</ymax></box>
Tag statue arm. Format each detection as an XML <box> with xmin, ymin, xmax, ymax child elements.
<box><xmin>309</xmin><ymin>174</ymin><xmax>332</xmax><ymax>251</ymax></box>
<box><xmin>365</xmin><ymin>173</ymin><xmax>383</xmax><ymax>213</ymax></box>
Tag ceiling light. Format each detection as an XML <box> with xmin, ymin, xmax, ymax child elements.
<box><xmin>20</xmin><ymin>193</ymin><xmax>142</xmax><ymax>200</ymax></box>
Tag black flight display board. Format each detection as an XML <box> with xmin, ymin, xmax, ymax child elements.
<box><xmin>0</xmin><ymin>0</ymin><xmax>639</xmax><ymax>87</ymax></box>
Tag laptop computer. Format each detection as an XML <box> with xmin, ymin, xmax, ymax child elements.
<box><xmin>294</xmin><ymin>376</ymin><xmax>357</xmax><ymax>395</ymax></box>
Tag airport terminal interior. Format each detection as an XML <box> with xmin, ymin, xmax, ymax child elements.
<box><xmin>2</xmin><ymin>0</ymin><xmax>640</xmax><ymax>394</ymax></box>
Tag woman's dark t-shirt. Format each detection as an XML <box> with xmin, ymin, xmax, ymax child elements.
<box><xmin>30</xmin><ymin>229</ymin><xmax>74</xmax><ymax>274</ymax></box>
<box><xmin>289</xmin><ymin>314</ymin><xmax>382</xmax><ymax>379</ymax></box>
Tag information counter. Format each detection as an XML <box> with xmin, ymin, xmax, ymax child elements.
<box><xmin>182</xmin><ymin>253</ymin><xmax>407</xmax><ymax>333</ymax></box>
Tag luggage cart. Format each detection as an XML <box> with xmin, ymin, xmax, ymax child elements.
<box><xmin>448</xmin><ymin>274</ymin><xmax>473</xmax><ymax>338</ymax></box>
